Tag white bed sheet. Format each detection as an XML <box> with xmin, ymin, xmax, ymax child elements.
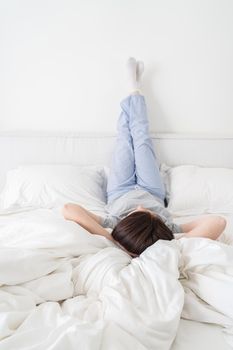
<box><xmin>0</xmin><ymin>208</ymin><xmax>233</xmax><ymax>349</ymax></box>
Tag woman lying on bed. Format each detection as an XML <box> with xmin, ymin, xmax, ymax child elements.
<box><xmin>63</xmin><ymin>58</ymin><xmax>226</xmax><ymax>257</ymax></box>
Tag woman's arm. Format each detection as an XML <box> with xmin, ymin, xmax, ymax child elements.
<box><xmin>62</xmin><ymin>203</ymin><xmax>114</xmax><ymax>242</ymax></box>
<box><xmin>181</xmin><ymin>215</ymin><xmax>226</xmax><ymax>240</ymax></box>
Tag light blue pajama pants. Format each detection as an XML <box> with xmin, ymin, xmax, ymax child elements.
<box><xmin>107</xmin><ymin>94</ymin><xmax>166</xmax><ymax>203</ymax></box>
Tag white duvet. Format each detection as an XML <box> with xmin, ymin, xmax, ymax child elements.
<box><xmin>0</xmin><ymin>208</ymin><xmax>233</xmax><ymax>350</ymax></box>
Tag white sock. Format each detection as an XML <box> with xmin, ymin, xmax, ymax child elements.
<box><xmin>126</xmin><ymin>57</ymin><xmax>140</xmax><ymax>93</ymax></box>
<box><xmin>136</xmin><ymin>61</ymin><xmax>144</xmax><ymax>88</ymax></box>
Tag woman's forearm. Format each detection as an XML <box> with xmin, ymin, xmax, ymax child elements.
<box><xmin>62</xmin><ymin>203</ymin><xmax>114</xmax><ymax>241</ymax></box>
<box><xmin>181</xmin><ymin>215</ymin><xmax>226</xmax><ymax>240</ymax></box>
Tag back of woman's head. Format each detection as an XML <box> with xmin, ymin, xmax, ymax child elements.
<box><xmin>112</xmin><ymin>211</ymin><xmax>174</xmax><ymax>256</ymax></box>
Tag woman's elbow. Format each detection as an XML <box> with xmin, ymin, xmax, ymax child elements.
<box><xmin>212</xmin><ymin>216</ymin><xmax>227</xmax><ymax>239</ymax></box>
<box><xmin>217</xmin><ymin>216</ymin><xmax>227</xmax><ymax>233</ymax></box>
<box><xmin>62</xmin><ymin>203</ymin><xmax>73</xmax><ymax>219</ymax></box>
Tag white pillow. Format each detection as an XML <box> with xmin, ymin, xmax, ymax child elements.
<box><xmin>161</xmin><ymin>164</ymin><xmax>233</xmax><ymax>216</ymax></box>
<box><xmin>0</xmin><ymin>164</ymin><xmax>107</xmax><ymax>210</ymax></box>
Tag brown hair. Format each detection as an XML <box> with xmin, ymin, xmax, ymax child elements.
<box><xmin>112</xmin><ymin>211</ymin><xmax>174</xmax><ymax>256</ymax></box>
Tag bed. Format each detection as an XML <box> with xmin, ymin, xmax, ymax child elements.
<box><xmin>0</xmin><ymin>132</ymin><xmax>233</xmax><ymax>350</ymax></box>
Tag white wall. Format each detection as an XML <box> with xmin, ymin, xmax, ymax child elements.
<box><xmin>0</xmin><ymin>0</ymin><xmax>233</xmax><ymax>134</ymax></box>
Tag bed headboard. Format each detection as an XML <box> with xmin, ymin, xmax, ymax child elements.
<box><xmin>1</xmin><ymin>131</ymin><xmax>233</xmax><ymax>191</ymax></box>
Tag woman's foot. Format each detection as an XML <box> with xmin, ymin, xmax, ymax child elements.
<box><xmin>127</xmin><ymin>57</ymin><xmax>137</xmax><ymax>93</ymax></box>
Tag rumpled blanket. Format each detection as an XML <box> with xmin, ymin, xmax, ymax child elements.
<box><xmin>0</xmin><ymin>208</ymin><xmax>232</xmax><ymax>349</ymax></box>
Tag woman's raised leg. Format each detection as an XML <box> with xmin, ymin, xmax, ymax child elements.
<box><xmin>107</xmin><ymin>96</ymin><xmax>136</xmax><ymax>203</ymax></box>
<box><xmin>129</xmin><ymin>93</ymin><xmax>166</xmax><ymax>201</ymax></box>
